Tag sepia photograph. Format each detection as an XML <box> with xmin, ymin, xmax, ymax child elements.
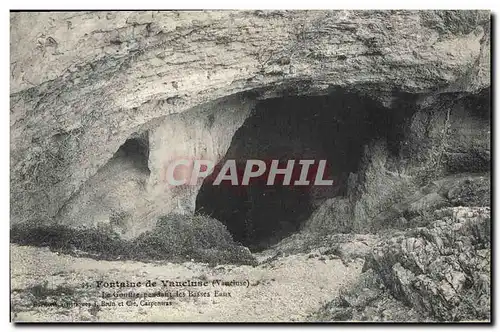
<box><xmin>9</xmin><ymin>8</ymin><xmax>491</xmax><ymax>323</ymax></box>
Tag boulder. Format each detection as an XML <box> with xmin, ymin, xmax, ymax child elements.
<box><xmin>365</xmin><ymin>206</ymin><xmax>490</xmax><ymax>321</ymax></box>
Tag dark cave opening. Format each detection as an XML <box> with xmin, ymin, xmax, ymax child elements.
<box><xmin>114</xmin><ymin>132</ymin><xmax>150</xmax><ymax>174</ymax></box>
<box><xmin>195</xmin><ymin>90</ymin><xmax>412</xmax><ymax>251</ymax></box>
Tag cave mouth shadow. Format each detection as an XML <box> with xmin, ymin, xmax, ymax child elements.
<box><xmin>195</xmin><ymin>90</ymin><xmax>408</xmax><ymax>251</ymax></box>
<box><xmin>114</xmin><ymin>131</ymin><xmax>150</xmax><ymax>175</ymax></box>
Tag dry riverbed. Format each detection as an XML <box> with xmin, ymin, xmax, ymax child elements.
<box><xmin>10</xmin><ymin>244</ymin><xmax>363</xmax><ymax>322</ymax></box>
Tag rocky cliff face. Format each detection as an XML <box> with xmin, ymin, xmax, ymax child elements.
<box><xmin>311</xmin><ymin>206</ymin><xmax>490</xmax><ymax>322</ymax></box>
<box><xmin>10</xmin><ymin>11</ymin><xmax>490</xmax><ymax>238</ymax></box>
<box><xmin>9</xmin><ymin>10</ymin><xmax>492</xmax><ymax>323</ymax></box>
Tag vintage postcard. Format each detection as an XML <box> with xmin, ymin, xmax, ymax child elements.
<box><xmin>10</xmin><ymin>10</ymin><xmax>491</xmax><ymax>323</ymax></box>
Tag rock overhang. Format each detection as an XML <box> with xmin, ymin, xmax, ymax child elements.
<box><xmin>10</xmin><ymin>10</ymin><xmax>491</xmax><ymax>234</ymax></box>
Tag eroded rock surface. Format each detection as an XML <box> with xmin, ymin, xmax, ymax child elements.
<box><xmin>10</xmin><ymin>10</ymin><xmax>490</xmax><ymax>232</ymax></box>
<box><xmin>9</xmin><ymin>10</ymin><xmax>491</xmax><ymax>323</ymax></box>
<box><xmin>312</xmin><ymin>206</ymin><xmax>490</xmax><ymax>322</ymax></box>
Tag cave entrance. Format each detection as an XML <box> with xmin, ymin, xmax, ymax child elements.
<box><xmin>195</xmin><ymin>90</ymin><xmax>403</xmax><ymax>251</ymax></box>
<box><xmin>114</xmin><ymin>132</ymin><xmax>150</xmax><ymax>175</ymax></box>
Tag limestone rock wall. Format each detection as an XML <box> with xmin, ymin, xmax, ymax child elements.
<box><xmin>10</xmin><ymin>10</ymin><xmax>490</xmax><ymax>229</ymax></box>
<box><xmin>147</xmin><ymin>95</ymin><xmax>255</xmax><ymax>216</ymax></box>
<box><xmin>54</xmin><ymin>94</ymin><xmax>254</xmax><ymax>237</ymax></box>
<box><xmin>310</xmin><ymin>206</ymin><xmax>491</xmax><ymax>322</ymax></box>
